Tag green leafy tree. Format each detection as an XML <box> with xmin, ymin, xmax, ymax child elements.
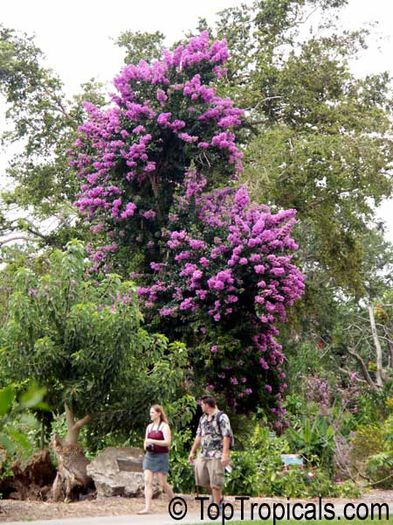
<box><xmin>116</xmin><ymin>30</ymin><xmax>165</xmax><ymax>64</ymax></box>
<box><xmin>193</xmin><ymin>1</ymin><xmax>393</xmax><ymax>407</ymax></box>
<box><xmin>201</xmin><ymin>0</ymin><xmax>393</xmax><ymax>296</ymax></box>
<box><xmin>0</xmin><ymin>239</ymin><xmax>189</xmax><ymax>499</ymax></box>
<box><xmin>0</xmin><ymin>240</ymin><xmax>189</xmax><ymax>444</ymax></box>
<box><xmin>0</xmin><ymin>25</ymin><xmax>105</xmax><ymax>251</ymax></box>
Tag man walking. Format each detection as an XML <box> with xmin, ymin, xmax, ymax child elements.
<box><xmin>188</xmin><ymin>396</ymin><xmax>233</xmax><ymax>510</ymax></box>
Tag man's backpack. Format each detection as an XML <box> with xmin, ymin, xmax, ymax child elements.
<box><xmin>216</xmin><ymin>410</ymin><xmax>235</xmax><ymax>449</ymax></box>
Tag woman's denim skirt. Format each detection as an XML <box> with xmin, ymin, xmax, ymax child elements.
<box><xmin>143</xmin><ymin>451</ymin><xmax>169</xmax><ymax>473</ymax></box>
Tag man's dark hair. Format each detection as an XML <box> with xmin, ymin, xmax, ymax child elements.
<box><xmin>201</xmin><ymin>396</ymin><xmax>216</xmax><ymax>408</ymax></box>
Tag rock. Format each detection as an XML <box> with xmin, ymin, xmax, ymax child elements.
<box><xmin>87</xmin><ymin>447</ymin><xmax>161</xmax><ymax>498</ymax></box>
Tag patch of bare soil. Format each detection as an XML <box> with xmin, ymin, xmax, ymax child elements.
<box><xmin>0</xmin><ymin>495</ymin><xmax>157</xmax><ymax>522</ymax></box>
<box><xmin>0</xmin><ymin>494</ymin><xmax>203</xmax><ymax>522</ymax></box>
<box><xmin>1</xmin><ymin>491</ymin><xmax>393</xmax><ymax>522</ymax></box>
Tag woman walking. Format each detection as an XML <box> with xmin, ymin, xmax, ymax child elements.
<box><xmin>137</xmin><ymin>404</ymin><xmax>174</xmax><ymax>514</ymax></box>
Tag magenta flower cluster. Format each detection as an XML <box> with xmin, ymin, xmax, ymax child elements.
<box><xmin>304</xmin><ymin>376</ymin><xmax>331</xmax><ymax>410</ymax></box>
<box><xmin>71</xmin><ymin>33</ymin><xmax>305</xmax><ymax>422</ymax></box>
<box><xmin>70</xmin><ymin>32</ymin><xmax>244</xmax><ymax>269</ymax></box>
<box><xmin>138</xmin><ymin>170</ymin><xmax>305</xmax><ymax>421</ymax></box>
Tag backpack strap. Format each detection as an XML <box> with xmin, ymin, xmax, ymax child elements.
<box><xmin>215</xmin><ymin>410</ymin><xmax>224</xmax><ymax>436</ymax></box>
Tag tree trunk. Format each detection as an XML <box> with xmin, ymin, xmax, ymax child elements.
<box><xmin>50</xmin><ymin>404</ymin><xmax>93</xmax><ymax>502</ymax></box>
<box><xmin>368</xmin><ymin>303</ymin><xmax>385</xmax><ymax>387</ymax></box>
<box><xmin>385</xmin><ymin>333</ymin><xmax>393</xmax><ymax>370</ymax></box>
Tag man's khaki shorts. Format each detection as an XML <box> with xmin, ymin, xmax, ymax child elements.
<box><xmin>194</xmin><ymin>457</ymin><xmax>225</xmax><ymax>488</ymax></box>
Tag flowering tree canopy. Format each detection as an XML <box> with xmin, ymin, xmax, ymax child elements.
<box><xmin>71</xmin><ymin>32</ymin><xmax>304</xmax><ymax>425</ymax></box>
<box><xmin>71</xmin><ymin>32</ymin><xmax>243</xmax><ymax>271</ymax></box>
<box><xmin>140</xmin><ymin>172</ymin><xmax>304</xmax><ymax>425</ymax></box>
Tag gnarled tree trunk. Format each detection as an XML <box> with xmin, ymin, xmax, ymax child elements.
<box><xmin>50</xmin><ymin>404</ymin><xmax>93</xmax><ymax>502</ymax></box>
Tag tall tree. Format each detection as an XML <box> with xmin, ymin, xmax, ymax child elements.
<box><xmin>0</xmin><ymin>240</ymin><xmax>189</xmax><ymax>498</ymax></box>
<box><xmin>0</xmin><ymin>25</ymin><xmax>105</xmax><ymax>251</ymax></box>
<box><xmin>72</xmin><ymin>32</ymin><xmax>304</xmax><ymax>426</ymax></box>
<box><xmin>71</xmin><ymin>31</ymin><xmax>244</xmax><ymax>273</ymax></box>
<box><xmin>191</xmin><ymin>0</ymin><xmax>393</xmax><ymax>403</ymax></box>
<box><xmin>198</xmin><ymin>0</ymin><xmax>393</xmax><ymax>296</ymax></box>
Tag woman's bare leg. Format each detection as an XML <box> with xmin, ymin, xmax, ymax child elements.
<box><xmin>137</xmin><ymin>470</ymin><xmax>153</xmax><ymax>514</ymax></box>
<box><xmin>158</xmin><ymin>472</ymin><xmax>174</xmax><ymax>500</ymax></box>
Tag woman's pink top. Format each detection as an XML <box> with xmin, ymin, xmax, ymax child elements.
<box><xmin>147</xmin><ymin>423</ymin><xmax>169</xmax><ymax>453</ymax></box>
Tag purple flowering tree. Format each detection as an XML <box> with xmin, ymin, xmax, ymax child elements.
<box><xmin>139</xmin><ymin>172</ymin><xmax>304</xmax><ymax>426</ymax></box>
<box><xmin>72</xmin><ymin>32</ymin><xmax>304</xmax><ymax>426</ymax></box>
<box><xmin>71</xmin><ymin>31</ymin><xmax>243</xmax><ymax>272</ymax></box>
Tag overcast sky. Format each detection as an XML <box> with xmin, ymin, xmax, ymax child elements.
<box><xmin>1</xmin><ymin>0</ymin><xmax>393</xmax><ymax>237</ymax></box>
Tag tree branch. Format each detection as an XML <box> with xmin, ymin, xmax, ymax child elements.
<box><xmin>73</xmin><ymin>414</ymin><xmax>91</xmax><ymax>431</ymax></box>
<box><xmin>64</xmin><ymin>402</ymin><xmax>75</xmax><ymax>429</ymax></box>
<box><xmin>347</xmin><ymin>347</ymin><xmax>379</xmax><ymax>390</ymax></box>
<box><xmin>338</xmin><ymin>367</ymin><xmax>367</xmax><ymax>383</ymax></box>
<box><xmin>0</xmin><ymin>235</ymin><xmax>31</xmax><ymax>247</ymax></box>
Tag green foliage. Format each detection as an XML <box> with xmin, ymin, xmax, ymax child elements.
<box><xmin>225</xmin><ymin>449</ymin><xmax>265</xmax><ymax>496</ymax></box>
<box><xmin>244</xmin><ymin>126</ymin><xmax>392</xmax><ymax>294</ymax></box>
<box><xmin>286</xmin><ymin>417</ymin><xmax>335</xmax><ymax>470</ymax></box>
<box><xmin>366</xmin><ymin>452</ymin><xmax>393</xmax><ymax>488</ymax></box>
<box><xmin>166</xmin><ymin>395</ymin><xmax>197</xmax><ymax>430</ymax></box>
<box><xmin>285</xmin><ymin>342</ymin><xmax>333</xmax><ymax>392</ymax></box>
<box><xmin>1</xmin><ymin>240</ymin><xmax>139</xmax><ymax>413</ymax></box>
<box><xmin>352</xmin><ymin>388</ymin><xmax>392</xmax><ymax>425</ymax></box>
<box><xmin>116</xmin><ymin>30</ymin><xmax>165</xmax><ymax>64</ymax></box>
<box><xmin>0</xmin><ymin>387</ymin><xmax>15</xmax><ymax>417</ymax></box>
<box><xmin>168</xmin><ymin>429</ymin><xmax>195</xmax><ymax>493</ymax></box>
<box><xmin>351</xmin><ymin>414</ymin><xmax>393</xmax><ymax>488</ymax></box>
<box><xmin>0</xmin><ymin>383</ymin><xmax>47</xmax><ymax>478</ymax></box>
<box><xmin>0</xmin><ymin>240</ymin><xmax>190</xmax><ymax>443</ymax></box>
<box><xmin>266</xmin><ymin>467</ymin><xmax>359</xmax><ymax>498</ymax></box>
<box><xmin>0</xmin><ymin>25</ymin><xmax>105</xmax><ymax>249</ymax></box>
<box><xmin>224</xmin><ymin>422</ymin><xmax>359</xmax><ymax>497</ymax></box>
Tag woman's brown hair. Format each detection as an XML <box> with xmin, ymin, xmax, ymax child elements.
<box><xmin>151</xmin><ymin>404</ymin><xmax>169</xmax><ymax>424</ymax></box>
